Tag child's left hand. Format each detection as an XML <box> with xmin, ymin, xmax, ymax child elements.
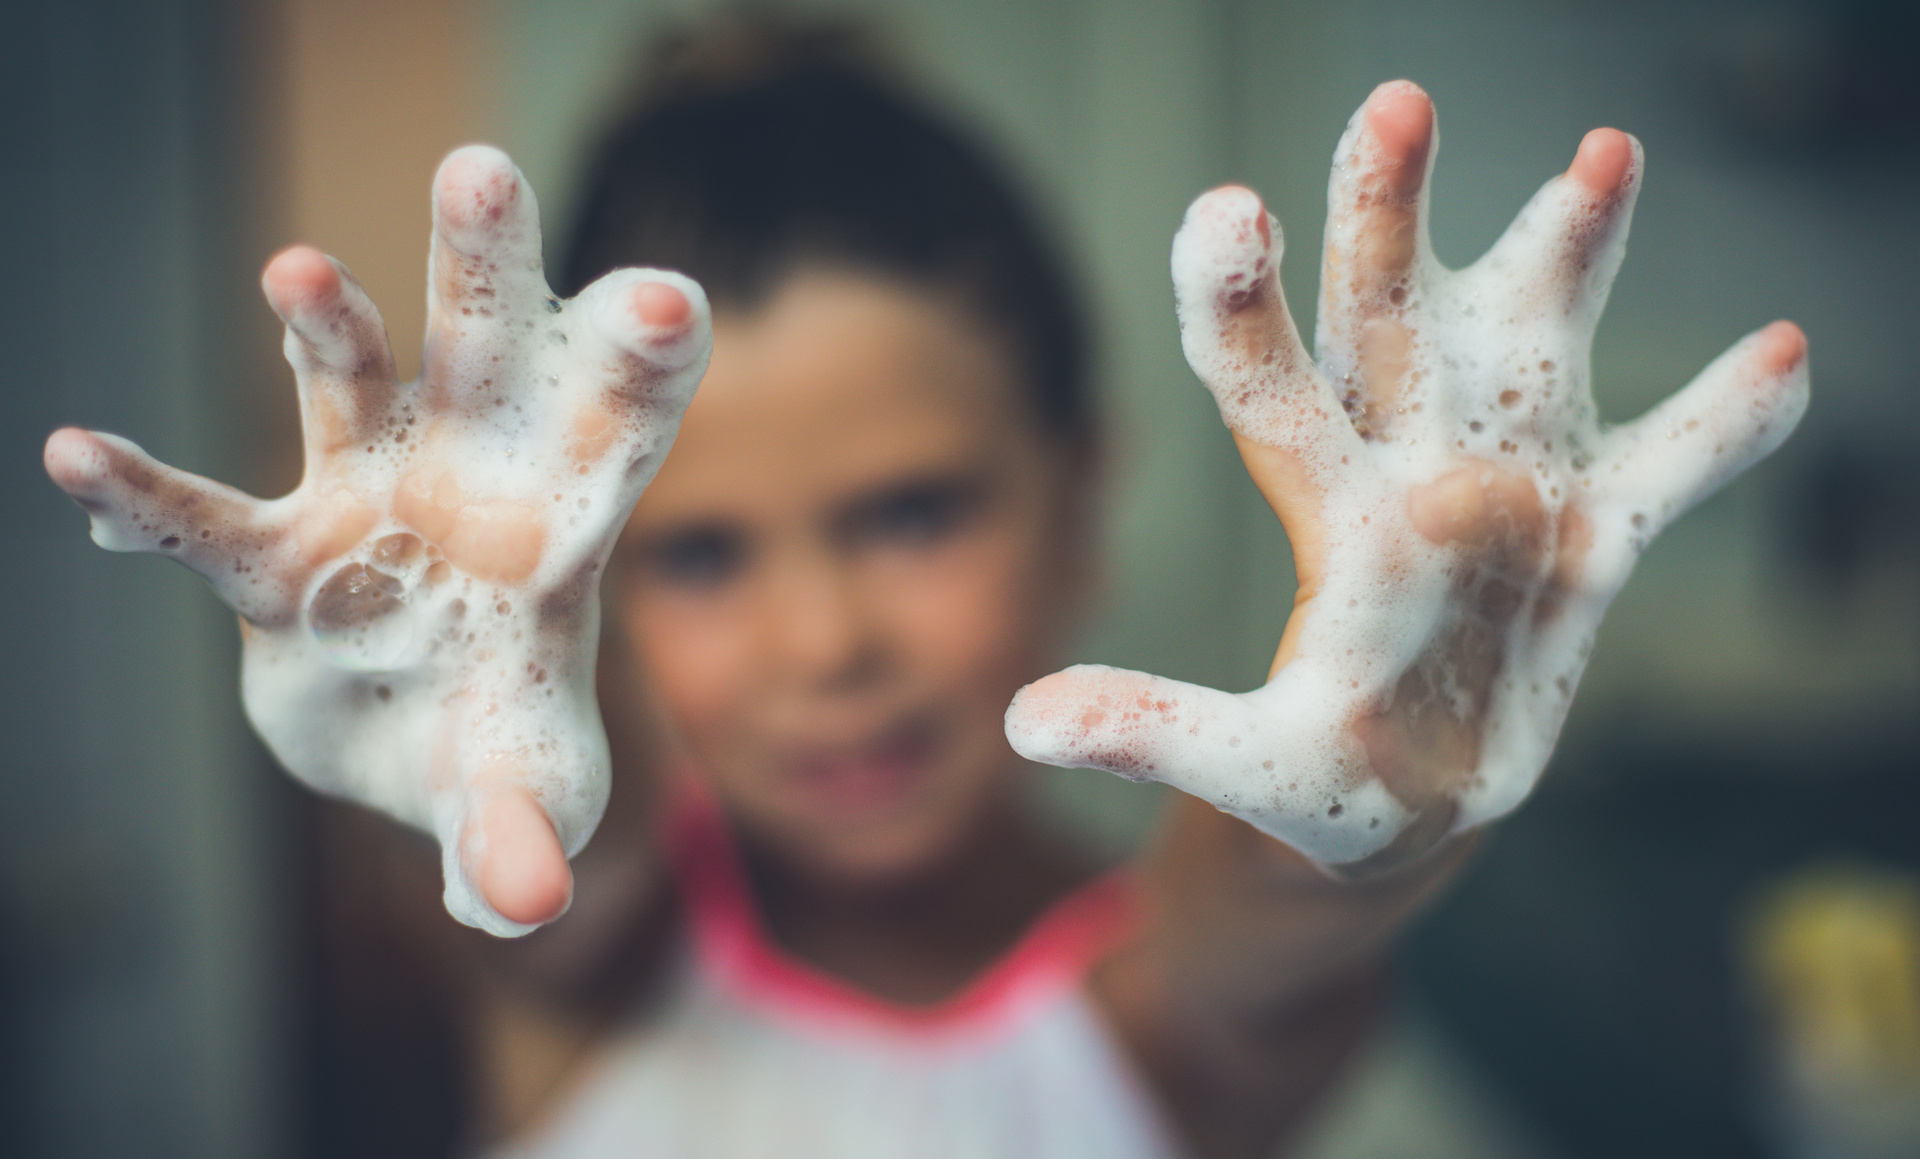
<box><xmin>1007</xmin><ymin>81</ymin><xmax>1808</xmax><ymax>873</ymax></box>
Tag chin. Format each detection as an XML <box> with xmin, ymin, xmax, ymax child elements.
<box><xmin>748</xmin><ymin>794</ymin><xmax>983</xmax><ymax>890</ymax></box>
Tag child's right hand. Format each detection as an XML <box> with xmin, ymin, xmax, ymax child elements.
<box><xmin>45</xmin><ymin>147</ymin><xmax>711</xmax><ymax>935</ymax></box>
<box><xmin>1007</xmin><ymin>82</ymin><xmax>1808</xmax><ymax>873</ymax></box>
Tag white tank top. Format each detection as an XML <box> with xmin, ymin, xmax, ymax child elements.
<box><xmin>489</xmin><ymin>799</ymin><xmax>1185</xmax><ymax>1159</ymax></box>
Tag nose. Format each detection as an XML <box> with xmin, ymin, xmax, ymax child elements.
<box><xmin>762</xmin><ymin>546</ymin><xmax>883</xmax><ymax>692</ymax></box>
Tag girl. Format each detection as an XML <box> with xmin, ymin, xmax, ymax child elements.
<box><xmin>49</xmin><ymin>14</ymin><xmax>1807</xmax><ymax>1159</ymax></box>
<box><xmin>467</xmin><ymin>19</ymin><xmax>1750</xmax><ymax>1156</ymax></box>
<box><xmin>314</xmin><ymin>25</ymin><xmax>1481</xmax><ymax>1156</ymax></box>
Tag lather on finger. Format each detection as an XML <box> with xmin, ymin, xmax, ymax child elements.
<box><xmin>563</xmin><ymin>268</ymin><xmax>712</xmax><ymax>500</ymax></box>
<box><xmin>1472</xmin><ymin>128</ymin><xmax>1643</xmax><ymax>331</ymax></box>
<box><xmin>425</xmin><ymin>146</ymin><xmax>552</xmax><ymax>403</ymax></box>
<box><xmin>1591</xmin><ymin>321</ymin><xmax>1809</xmax><ymax>548</ymax></box>
<box><xmin>577</xmin><ymin>267</ymin><xmax>713</xmax><ymax>403</ymax></box>
<box><xmin>262</xmin><ymin>245</ymin><xmax>399</xmax><ymax>457</ymax></box>
<box><xmin>1006</xmin><ymin>662</ymin><xmax>1412</xmax><ymax>867</ymax></box>
<box><xmin>43</xmin><ymin>427</ymin><xmax>287</xmax><ymax>623</ymax></box>
<box><xmin>1173</xmin><ymin>185</ymin><xmax>1361</xmax><ymax>474</ymax></box>
<box><xmin>1317</xmin><ymin>82</ymin><xmax>1436</xmax><ymax>442</ymax></box>
<box><xmin>1320</xmin><ymin>81</ymin><xmax>1434</xmax><ymax>321</ymax></box>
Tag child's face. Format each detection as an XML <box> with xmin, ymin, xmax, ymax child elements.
<box><xmin>612</xmin><ymin>270</ymin><xmax>1087</xmax><ymax>883</ymax></box>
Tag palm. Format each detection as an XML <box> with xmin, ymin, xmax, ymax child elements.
<box><xmin>1006</xmin><ymin>83</ymin><xmax>1808</xmax><ymax>873</ymax></box>
<box><xmin>45</xmin><ymin>147</ymin><xmax>710</xmax><ymax>934</ymax></box>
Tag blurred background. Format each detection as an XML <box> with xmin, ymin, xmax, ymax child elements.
<box><xmin>3</xmin><ymin>0</ymin><xmax>1915</xmax><ymax>1156</ymax></box>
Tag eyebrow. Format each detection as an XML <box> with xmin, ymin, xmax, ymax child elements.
<box><xmin>828</xmin><ymin>470</ymin><xmax>989</xmax><ymax>537</ymax></box>
<box><xmin>618</xmin><ymin>517</ymin><xmax>743</xmax><ymax>562</ymax></box>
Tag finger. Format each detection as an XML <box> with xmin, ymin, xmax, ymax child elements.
<box><xmin>261</xmin><ymin>245</ymin><xmax>399</xmax><ymax>456</ymax></box>
<box><xmin>1592</xmin><ymin>321</ymin><xmax>1808</xmax><ymax>544</ymax></box>
<box><xmin>425</xmin><ymin>145</ymin><xmax>551</xmax><ymax>372</ymax></box>
<box><xmin>1472</xmin><ymin>128</ymin><xmax>1643</xmax><ymax>328</ymax></box>
<box><xmin>44</xmin><ymin>427</ymin><xmax>286</xmax><ymax>621</ymax></box>
<box><xmin>1568</xmin><ymin>126</ymin><xmax>1636</xmax><ymax>198</ymax></box>
<box><xmin>578</xmin><ymin>268</ymin><xmax>712</xmax><ymax>400</ymax></box>
<box><xmin>1172</xmin><ymin>185</ymin><xmax>1361</xmax><ymax>472</ymax></box>
<box><xmin>569</xmin><ymin>268</ymin><xmax>713</xmax><ymax>481</ymax></box>
<box><xmin>1007</xmin><ymin>664</ymin><xmax>1257</xmax><ymax>792</ymax></box>
<box><xmin>1321</xmin><ymin>81</ymin><xmax>1434</xmax><ymax>322</ymax></box>
<box><xmin>1317</xmin><ymin>82</ymin><xmax>1437</xmax><ymax>442</ymax></box>
<box><xmin>459</xmin><ymin>784</ymin><xmax>574</xmax><ymax>932</ymax></box>
<box><xmin>1007</xmin><ymin>664</ymin><xmax>1410</xmax><ymax>866</ymax></box>
<box><xmin>1007</xmin><ymin>665</ymin><xmax>1291</xmax><ymax>823</ymax></box>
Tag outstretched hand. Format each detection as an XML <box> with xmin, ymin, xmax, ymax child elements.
<box><xmin>1007</xmin><ymin>82</ymin><xmax>1808</xmax><ymax>873</ymax></box>
<box><xmin>45</xmin><ymin>146</ymin><xmax>711</xmax><ymax>935</ymax></box>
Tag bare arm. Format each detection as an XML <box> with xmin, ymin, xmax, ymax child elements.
<box><xmin>1101</xmin><ymin>795</ymin><xmax>1475</xmax><ymax>1157</ymax></box>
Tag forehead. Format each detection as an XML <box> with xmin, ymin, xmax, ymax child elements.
<box><xmin>632</xmin><ymin>271</ymin><xmax>1028</xmax><ymax>524</ymax></box>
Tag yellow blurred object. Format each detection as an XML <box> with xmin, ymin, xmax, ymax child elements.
<box><xmin>1746</xmin><ymin>863</ymin><xmax>1920</xmax><ymax>1159</ymax></box>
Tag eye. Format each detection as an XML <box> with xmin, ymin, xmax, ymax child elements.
<box><xmin>842</xmin><ymin>480</ymin><xmax>979</xmax><ymax>550</ymax></box>
<box><xmin>639</xmin><ymin>526</ymin><xmax>746</xmax><ymax>591</ymax></box>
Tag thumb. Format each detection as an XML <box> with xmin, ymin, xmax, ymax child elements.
<box><xmin>1006</xmin><ymin>664</ymin><xmax>1259</xmax><ymax>806</ymax></box>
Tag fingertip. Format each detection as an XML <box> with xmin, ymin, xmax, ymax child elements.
<box><xmin>1193</xmin><ymin>184</ymin><xmax>1268</xmax><ymax>229</ymax></box>
<box><xmin>1010</xmin><ymin>665</ymin><xmax>1148</xmax><ymax>730</ymax></box>
<box><xmin>1757</xmin><ymin>320</ymin><xmax>1808</xmax><ymax>374</ymax></box>
<box><xmin>43</xmin><ymin>426</ymin><xmax>102</xmax><ymax>493</ymax></box>
<box><xmin>1207</xmin><ymin>182</ymin><xmax>1265</xmax><ymax>204</ymax></box>
<box><xmin>1364</xmin><ymin>80</ymin><xmax>1434</xmax><ymax>185</ymax></box>
<box><xmin>1366</xmin><ymin>77</ymin><xmax>1429</xmax><ymax>104</ymax></box>
<box><xmin>469</xmin><ymin>788</ymin><xmax>572</xmax><ymax>928</ymax></box>
<box><xmin>1175</xmin><ymin>186</ymin><xmax>1279</xmax><ymax>307</ymax></box>
<box><xmin>1006</xmin><ymin>671</ymin><xmax>1075</xmax><ymax>756</ymax></box>
<box><xmin>261</xmin><ymin>245</ymin><xmax>341</xmax><ymax>313</ymax></box>
<box><xmin>434</xmin><ymin>144</ymin><xmax>521</xmax><ymax>232</ymax></box>
<box><xmin>1006</xmin><ymin>666</ymin><xmax>1176</xmax><ymax>781</ymax></box>
<box><xmin>587</xmin><ymin>270</ymin><xmax>710</xmax><ymax>370</ymax></box>
<box><xmin>1568</xmin><ymin>128</ymin><xmax>1635</xmax><ymax>196</ymax></box>
<box><xmin>631</xmin><ymin>280</ymin><xmax>691</xmax><ymax>330</ymax></box>
<box><xmin>1009</xmin><ymin>668</ymin><xmax>1079</xmax><ymax>722</ymax></box>
<box><xmin>1208</xmin><ymin>184</ymin><xmax>1274</xmax><ymax>249</ymax></box>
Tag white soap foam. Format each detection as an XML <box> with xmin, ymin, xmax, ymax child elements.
<box><xmin>1008</xmin><ymin>93</ymin><xmax>1808</xmax><ymax>870</ymax></box>
<box><xmin>48</xmin><ymin>146</ymin><xmax>711</xmax><ymax>935</ymax></box>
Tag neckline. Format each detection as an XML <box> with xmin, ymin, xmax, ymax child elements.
<box><xmin>667</xmin><ymin>790</ymin><xmax>1139</xmax><ymax>1040</ymax></box>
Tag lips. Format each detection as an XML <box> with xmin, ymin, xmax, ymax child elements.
<box><xmin>783</xmin><ymin>718</ymin><xmax>940</xmax><ymax>821</ymax></box>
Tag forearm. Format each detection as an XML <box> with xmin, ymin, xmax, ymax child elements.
<box><xmin>1096</xmin><ymin>937</ymin><xmax>1385</xmax><ymax>1159</ymax></box>
<box><xmin>1096</xmin><ymin>795</ymin><xmax>1477</xmax><ymax>1158</ymax></box>
<box><xmin>1141</xmin><ymin>796</ymin><xmax>1472</xmax><ymax>1007</ymax></box>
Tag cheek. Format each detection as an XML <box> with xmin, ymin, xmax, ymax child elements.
<box><xmin>876</xmin><ymin>520</ymin><xmax>1064</xmax><ymax>699</ymax></box>
<box><xmin>618</xmin><ymin>586</ymin><xmax>758</xmax><ymax>744</ymax></box>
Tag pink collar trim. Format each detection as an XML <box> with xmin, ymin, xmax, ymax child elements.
<box><xmin>667</xmin><ymin>792</ymin><xmax>1139</xmax><ymax>1040</ymax></box>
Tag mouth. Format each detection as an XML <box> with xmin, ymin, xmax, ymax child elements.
<box><xmin>782</xmin><ymin>716</ymin><xmax>941</xmax><ymax>821</ymax></box>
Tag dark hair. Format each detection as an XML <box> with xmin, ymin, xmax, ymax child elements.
<box><xmin>560</xmin><ymin>14</ymin><xmax>1092</xmax><ymax>443</ymax></box>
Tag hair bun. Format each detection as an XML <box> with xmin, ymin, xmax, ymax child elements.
<box><xmin>639</xmin><ymin>11</ymin><xmax>898</xmax><ymax>109</ymax></box>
